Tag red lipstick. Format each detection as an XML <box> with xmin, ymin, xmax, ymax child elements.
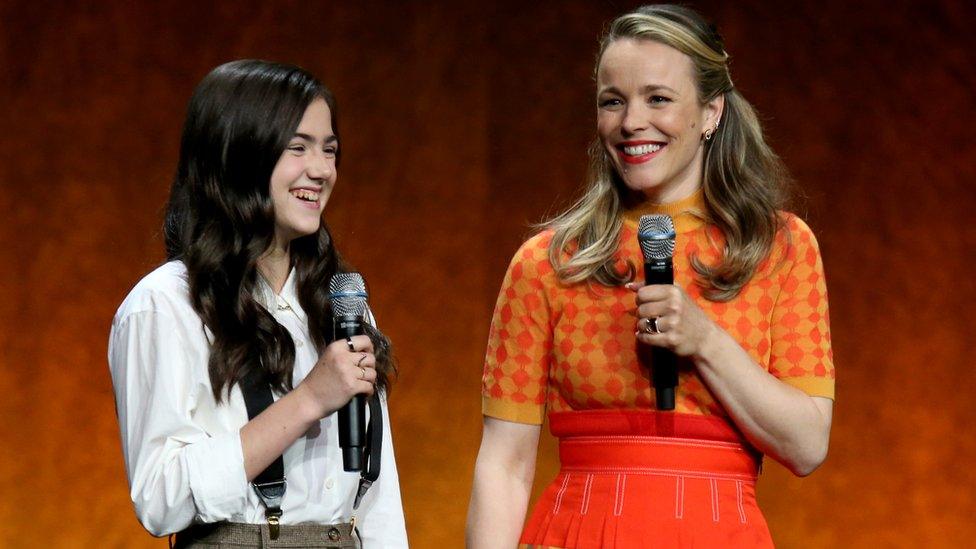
<box><xmin>615</xmin><ymin>140</ymin><xmax>666</xmax><ymax>165</ymax></box>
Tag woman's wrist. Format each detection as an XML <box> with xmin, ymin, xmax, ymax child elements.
<box><xmin>690</xmin><ymin>318</ymin><xmax>730</xmax><ymax>371</ymax></box>
<box><xmin>290</xmin><ymin>383</ymin><xmax>327</xmax><ymax>424</ymax></box>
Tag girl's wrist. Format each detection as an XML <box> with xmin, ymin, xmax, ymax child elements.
<box><xmin>290</xmin><ymin>383</ymin><xmax>326</xmax><ymax>424</ymax></box>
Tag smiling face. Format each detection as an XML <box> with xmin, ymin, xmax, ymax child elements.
<box><xmin>597</xmin><ymin>38</ymin><xmax>723</xmax><ymax>203</ymax></box>
<box><xmin>268</xmin><ymin>97</ymin><xmax>337</xmax><ymax>246</ymax></box>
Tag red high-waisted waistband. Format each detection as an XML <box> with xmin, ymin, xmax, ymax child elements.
<box><xmin>551</xmin><ymin>410</ymin><xmax>761</xmax><ymax>481</ymax></box>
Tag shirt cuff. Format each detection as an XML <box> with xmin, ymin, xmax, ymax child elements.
<box><xmin>482</xmin><ymin>397</ymin><xmax>545</xmax><ymax>425</ymax></box>
<box><xmin>183</xmin><ymin>430</ymin><xmax>249</xmax><ymax>522</ymax></box>
<box><xmin>782</xmin><ymin>376</ymin><xmax>835</xmax><ymax>400</ymax></box>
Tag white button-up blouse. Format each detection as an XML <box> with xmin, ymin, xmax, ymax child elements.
<box><xmin>108</xmin><ymin>261</ymin><xmax>408</xmax><ymax>546</ymax></box>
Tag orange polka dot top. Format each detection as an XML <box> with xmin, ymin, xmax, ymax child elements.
<box><xmin>482</xmin><ymin>191</ymin><xmax>835</xmax><ymax>425</ymax></box>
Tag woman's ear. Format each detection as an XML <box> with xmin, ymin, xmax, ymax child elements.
<box><xmin>704</xmin><ymin>94</ymin><xmax>725</xmax><ymax>131</ymax></box>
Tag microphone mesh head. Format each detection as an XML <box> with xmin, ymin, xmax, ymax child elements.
<box><xmin>328</xmin><ymin>272</ymin><xmax>368</xmax><ymax>316</ymax></box>
<box><xmin>637</xmin><ymin>214</ymin><xmax>676</xmax><ymax>261</ymax></box>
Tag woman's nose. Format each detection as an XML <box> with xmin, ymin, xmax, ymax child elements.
<box><xmin>620</xmin><ymin>104</ymin><xmax>649</xmax><ymax>135</ymax></box>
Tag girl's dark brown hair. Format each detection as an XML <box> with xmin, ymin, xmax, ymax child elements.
<box><xmin>164</xmin><ymin>59</ymin><xmax>394</xmax><ymax>401</ymax></box>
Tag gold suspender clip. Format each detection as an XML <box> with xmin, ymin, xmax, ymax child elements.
<box><xmin>252</xmin><ymin>478</ymin><xmax>286</xmax><ymax>541</ymax></box>
<box><xmin>266</xmin><ymin>508</ymin><xmax>282</xmax><ymax>540</ymax></box>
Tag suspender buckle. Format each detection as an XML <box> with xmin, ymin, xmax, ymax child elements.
<box><xmin>252</xmin><ymin>478</ymin><xmax>286</xmax><ymax>509</ymax></box>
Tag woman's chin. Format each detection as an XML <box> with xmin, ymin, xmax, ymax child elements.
<box><xmin>620</xmin><ymin>179</ymin><xmax>667</xmax><ymax>201</ymax></box>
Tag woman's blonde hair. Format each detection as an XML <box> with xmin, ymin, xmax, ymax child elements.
<box><xmin>544</xmin><ymin>4</ymin><xmax>790</xmax><ymax>301</ymax></box>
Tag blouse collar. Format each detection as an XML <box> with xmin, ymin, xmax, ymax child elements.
<box><xmin>255</xmin><ymin>267</ymin><xmax>307</xmax><ymax>323</ymax></box>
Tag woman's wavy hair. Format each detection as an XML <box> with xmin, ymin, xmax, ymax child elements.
<box><xmin>544</xmin><ymin>5</ymin><xmax>791</xmax><ymax>301</ymax></box>
<box><xmin>164</xmin><ymin>59</ymin><xmax>395</xmax><ymax>402</ymax></box>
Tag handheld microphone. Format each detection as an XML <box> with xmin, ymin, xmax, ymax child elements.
<box><xmin>328</xmin><ymin>272</ymin><xmax>368</xmax><ymax>471</ymax></box>
<box><xmin>637</xmin><ymin>214</ymin><xmax>677</xmax><ymax>411</ymax></box>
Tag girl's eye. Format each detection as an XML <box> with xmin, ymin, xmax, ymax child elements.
<box><xmin>599</xmin><ymin>98</ymin><xmax>623</xmax><ymax>108</ymax></box>
<box><xmin>324</xmin><ymin>147</ymin><xmax>337</xmax><ymax>156</ymax></box>
<box><xmin>288</xmin><ymin>144</ymin><xmax>306</xmax><ymax>153</ymax></box>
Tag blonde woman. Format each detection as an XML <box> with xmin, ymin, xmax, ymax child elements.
<box><xmin>468</xmin><ymin>5</ymin><xmax>834</xmax><ymax>548</ymax></box>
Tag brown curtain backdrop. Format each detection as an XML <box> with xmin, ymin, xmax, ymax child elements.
<box><xmin>1</xmin><ymin>0</ymin><xmax>973</xmax><ymax>546</ymax></box>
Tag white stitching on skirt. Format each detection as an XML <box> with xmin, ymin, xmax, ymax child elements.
<box><xmin>675</xmin><ymin>476</ymin><xmax>685</xmax><ymax>519</ymax></box>
<box><xmin>736</xmin><ymin>480</ymin><xmax>747</xmax><ymax>524</ymax></box>
<box><xmin>560</xmin><ymin>465</ymin><xmax>754</xmax><ymax>482</ymax></box>
<box><xmin>580</xmin><ymin>474</ymin><xmax>594</xmax><ymax>515</ymax></box>
<box><xmin>553</xmin><ymin>473</ymin><xmax>571</xmax><ymax>515</ymax></box>
<box><xmin>613</xmin><ymin>474</ymin><xmax>627</xmax><ymax>517</ymax></box>
<box><xmin>710</xmin><ymin>478</ymin><xmax>720</xmax><ymax>522</ymax></box>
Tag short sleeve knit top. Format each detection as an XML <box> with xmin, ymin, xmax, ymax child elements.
<box><xmin>482</xmin><ymin>191</ymin><xmax>834</xmax><ymax>425</ymax></box>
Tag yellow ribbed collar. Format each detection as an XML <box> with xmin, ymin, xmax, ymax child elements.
<box><xmin>622</xmin><ymin>189</ymin><xmax>708</xmax><ymax>234</ymax></box>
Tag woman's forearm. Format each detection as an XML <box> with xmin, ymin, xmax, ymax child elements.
<box><xmin>693</xmin><ymin>324</ymin><xmax>833</xmax><ymax>476</ymax></box>
<box><xmin>467</xmin><ymin>458</ymin><xmax>534</xmax><ymax>548</ymax></box>
<box><xmin>466</xmin><ymin>419</ymin><xmax>540</xmax><ymax>548</ymax></box>
<box><xmin>239</xmin><ymin>384</ymin><xmax>322</xmax><ymax>481</ymax></box>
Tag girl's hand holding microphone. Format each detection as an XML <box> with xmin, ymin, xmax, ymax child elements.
<box><xmin>296</xmin><ymin>334</ymin><xmax>377</xmax><ymax>419</ymax></box>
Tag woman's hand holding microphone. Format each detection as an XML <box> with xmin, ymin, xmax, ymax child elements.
<box><xmin>626</xmin><ymin>282</ymin><xmax>720</xmax><ymax>359</ymax></box>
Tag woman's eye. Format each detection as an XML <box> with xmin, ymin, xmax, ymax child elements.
<box><xmin>599</xmin><ymin>98</ymin><xmax>623</xmax><ymax>108</ymax></box>
<box><xmin>650</xmin><ymin>95</ymin><xmax>671</xmax><ymax>104</ymax></box>
<box><xmin>288</xmin><ymin>144</ymin><xmax>306</xmax><ymax>153</ymax></box>
<box><xmin>324</xmin><ymin>146</ymin><xmax>337</xmax><ymax>156</ymax></box>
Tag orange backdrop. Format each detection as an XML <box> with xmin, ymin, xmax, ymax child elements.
<box><xmin>1</xmin><ymin>1</ymin><xmax>974</xmax><ymax>547</ymax></box>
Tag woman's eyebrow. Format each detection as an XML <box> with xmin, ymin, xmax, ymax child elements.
<box><xmin>598</xmin><ymin>84</ymin><xmax>680</xmax><ymax>95</ymax></box>
<box><xmin>292</xmin><ymin>132</ymin><xmax>338</xmax><ymax>143</ymax></box>
<box><xmin>640</xmin><ymin>84</ymin><xmax>679</xmax><ymax>95</ymax></box>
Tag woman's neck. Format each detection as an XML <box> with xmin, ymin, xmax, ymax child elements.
<box><xmin>622</xmin><ymin>187</ymin><xmax>708</xmax><ymax>233</ymax></box>
<box><xmin>257</xmin><ymin>241</ymin><xmax>291</xmax><ymax>295</ymax></box>
<box><xmin>623</xmin><ymin>179</ymin><xmax>701</xmax><ymax>209</ymax></box>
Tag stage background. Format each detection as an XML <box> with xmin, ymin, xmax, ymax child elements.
<box><xmin>1</xmin><ymin>0</ymin><xmax>973</xmax><ymax>546</ymax></box>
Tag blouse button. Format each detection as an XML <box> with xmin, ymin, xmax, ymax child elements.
<box><xmin>295</xmin><ymin>340</ymin><xmax>304</xmax><ymax>348</ymax></box>
<box><xmin>325</xmin><ymin>477</ymin><xmax>335</xmax><ymax>489</ymax></box>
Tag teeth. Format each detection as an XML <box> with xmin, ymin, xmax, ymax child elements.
<box><xmin>291</xmin><ymin>189</ymin><xmax>320</xmax><ymax>202</ymax></box>
<box><xmin>623</xmin><ymin>143</ymin><xmax>663</xmax><ymax>156</ymax></box>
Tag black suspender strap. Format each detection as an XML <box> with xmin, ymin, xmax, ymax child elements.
<box><xmin>238</xmin><ymin>368</ymin><xmax>384</xmax><ymax>541</ymax></box>
<box><xmin>350</xmin><ymin>394</ymin><xmax>383</xmax><ymax>542</ymax></box>
<box><xmin>353</xmin><ymin>395</ymin><xmax>382</xmax><ymax>510</ymax></box>
<box><xmin>239</xmin><ymin>369</ymin><xmax>286</xmax><ymax>540</ymax></box>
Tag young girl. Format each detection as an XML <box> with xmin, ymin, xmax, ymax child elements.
<box><xmin>109</xmin><ymin>60</ymin><xmax>408</xmax><ymax>547</ymax></box>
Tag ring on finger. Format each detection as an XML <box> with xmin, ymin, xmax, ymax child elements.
<box><xmin>345</xmin><ymin>337</ymin><xmax>356</xmax><ymax>353</ymax></box>
<box><xmin>356</xmin><ymin>353</ymin><xmax>368</xmax><ymax>367</ymax></box>
<box><xmin>357</xmin><ymin>364</ymin><xmax>367</xmax><ymax>380</ymax></box>
<box><xmin>641</xmin><ymin>317</ymin><xmax>660</xmax><ymax>334</ymax></box>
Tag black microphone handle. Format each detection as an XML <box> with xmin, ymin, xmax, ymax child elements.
<box><xmin>645</xmin><ymin>258</ymin><xmax>677</xmax><ymax>411</ymax></box>
<box><xmin>334</xmin><ymin>314</ymin><xmax>367</xmax><ymax>472</ymax></box>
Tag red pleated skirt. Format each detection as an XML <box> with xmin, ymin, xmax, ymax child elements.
<box><xmin>520</xmin><ymin>410</ymin><xmax>774</xmax><ymax>549</ymax></box>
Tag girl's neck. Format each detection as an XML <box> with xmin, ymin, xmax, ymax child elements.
<box><xmin>257</xmin><ymin>241</ymin><xmax>291</xmax><ymax>295</ymax></box>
